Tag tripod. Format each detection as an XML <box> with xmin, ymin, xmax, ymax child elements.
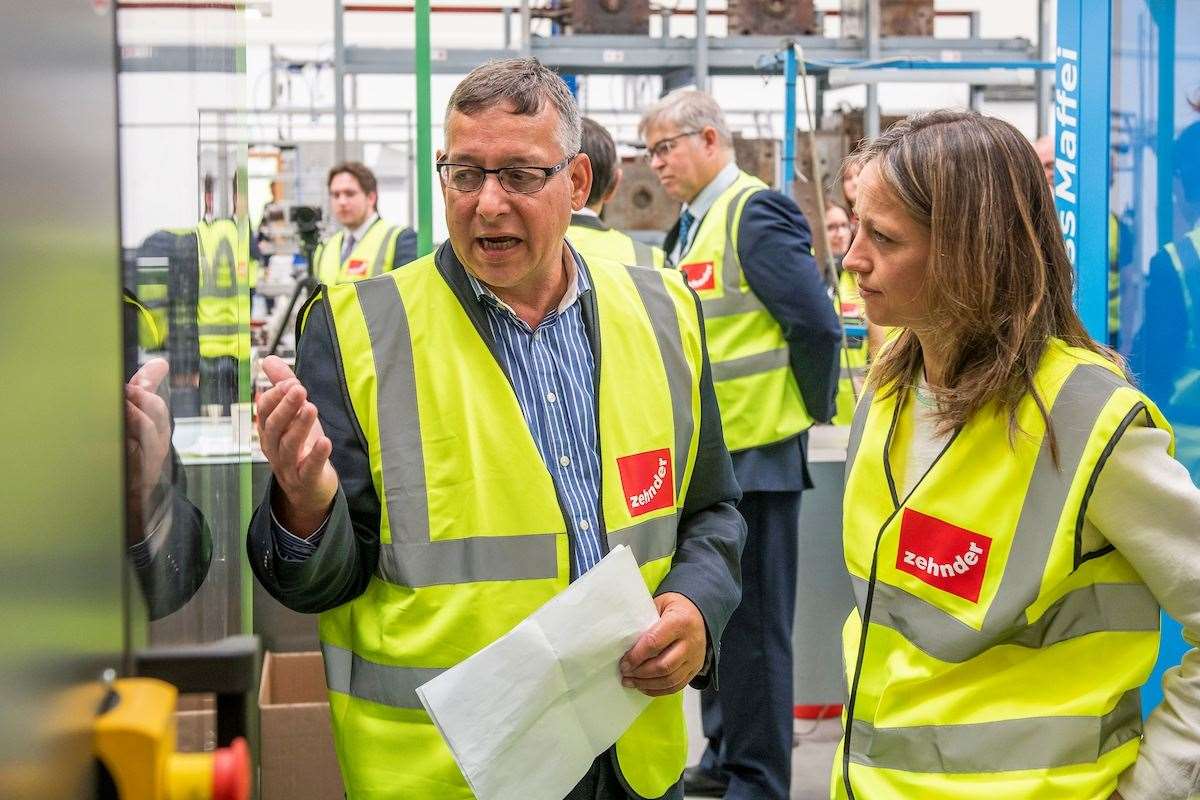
<box><xmin>266</xmin><ymin>236</ymin><xmax>320</xmax><ymax>358</ymax></box>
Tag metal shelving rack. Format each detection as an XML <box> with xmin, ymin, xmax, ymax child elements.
<box><xmin>330</xmin><ymin>0</ymin><xmax>1057</xmax><ymax>158</ymax></box>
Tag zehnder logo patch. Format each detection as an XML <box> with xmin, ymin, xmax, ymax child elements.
<box><xmin>346</xmin><ymin>258</ymin><xmax>367</xmax><ymax>276</ymax></box>
<box><xmin>681</xmin><ymin>261</ymin><xmax>715</xmax><ymax>291</ymax></box>
<box><xmin>896</xmin><ymin>509</ymin><xmax>991</xmax><ymax>602</ymax></box>
<box><xmin>617</xmin><ymin>449</ymin><xmax>674</xmax><ymax>517</ymax></box>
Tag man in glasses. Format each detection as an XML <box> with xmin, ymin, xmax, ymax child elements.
<box><xmin>641</xmin><ymin>89</ymin><xmax>842</xmax><ymax>800</ymax></box>
<box><xmin>567</xmin><ymin>117</ymin><xmax>666</xmax><ymax>268</ymax></box>
<box><xmin>312</xmin><ymin>161</ymin><xmax>418</xmax><ymax>284</ymax></box>
<box><xmin>247</xmin><ymin>58</ymin><xmax>746</xmax><ymax>800</ymax></box>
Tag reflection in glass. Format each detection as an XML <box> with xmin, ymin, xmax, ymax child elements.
<box><xmin>1111</xmin><ymin>0</ymin><xmax>1200</xmax><ymax>719</ymax></box>
<box><xmin>117</xmin><ymin>2</ymin><xmax>252</xmax><ymax>642</ymax></box>
<box><xmin>122</xmin><ymin>296</ymin><xmax>212</xmax><ymax>621</ymax></box>
<box><xmin>1116</xmin><ymin>0</ymin><xmax>1200</xmax><ymax>477</ymax></box>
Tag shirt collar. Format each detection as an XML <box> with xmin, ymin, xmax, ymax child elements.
<box><xmin>574</xmin><ymin>207</ymin><xmax>600</xmax><ymax>218</ymax></box>
<box><xmin>682</xmin><ymin>161</ymin><xmax>739</xmax><ymax>227</ymax></box>
<box><xmin>466</xmin><ymin>244</ymin><xmax>591</xmax><ymax>319</ymax></box>
<box><xmin>347</xmin><ymin>213</ymin><xmax>379</xmax><ymax>242</ymax></box>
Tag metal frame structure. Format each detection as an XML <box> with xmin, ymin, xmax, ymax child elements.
<box><xmin>330</xmin><ymin>1</ymin><xmax>1056</xmax><ymax>135</ymax></box>
<box><xmin>118</xmin><ymin>2</ymin><xmax>1059</xmax><ymax>245</ymax></box>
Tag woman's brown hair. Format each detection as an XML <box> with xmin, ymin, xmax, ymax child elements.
<box><xmin>848</xmin><ymin>109</ymin><xmax>1119</xmax><ymax>451</ymax></box>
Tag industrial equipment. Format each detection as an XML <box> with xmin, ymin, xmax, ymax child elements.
<box><xmin>840</xmin><ymin>0</ymin><xmax>935</xmax><ymax>37</ymax></box>
<box><xmin>94</xmin><ymin>677</ymin><xmax>249</xmax><ymax>800</ymax></box>
<box><xmin>569</xmin><ymin>0</ymin><xmax>651</xmax><ymax>35</ymax></box>
<box><xmin>732</xmin><ymin>134</ymin><xmax>779</xmax><ymax>187</ymax></box>
<box><xmin>603</xmin><ymin>159</ymin><xmax>679</xmax><ymax>234</ymax></box>
<box><xmin>727</xmin><ymin>0</ymin><xmax>818</xmax><ymax>36</ymax></box>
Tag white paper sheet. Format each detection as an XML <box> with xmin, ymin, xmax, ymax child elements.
<box><xmin>416</xmin><ymin>545</ymin><xmax>659</xmax><ymax>800</ymax></box>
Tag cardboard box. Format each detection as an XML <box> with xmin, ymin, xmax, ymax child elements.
<box><xmin>258</xmin><ymin>651</ymin><xmax>344</xmax><ymax>800</ymax></box>
<box><xmin>175</xmin><ymin>692</ymin><xmax>217</xmax><ymax>753</ymax></box>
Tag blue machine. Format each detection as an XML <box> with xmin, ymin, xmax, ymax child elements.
<box><xmin>1057</xmin><ymin>0</ymin><xmax>1199</xmax><ymax>714</ymax></box>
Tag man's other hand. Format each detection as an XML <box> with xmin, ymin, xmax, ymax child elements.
<box><xmin>618</xmin><ymin>592</ymin><xmax>707</xmax><ymax>697</ymax></box>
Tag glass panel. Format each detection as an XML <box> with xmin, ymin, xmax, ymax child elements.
<box><xmin>117</xmin><ymin>6</ymin><xmax>250</xmax><ymax>642</ymax></box>
<box><xmin>1111</xmin><ymin>0</ymin><xmax>1200</xmax><ymax>713</ymax></box>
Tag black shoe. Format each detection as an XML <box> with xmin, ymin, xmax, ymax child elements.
<box><xmin>682</xmin><ymin>765</ymin><xmax>728</xmax><ymax>797</ymax></box>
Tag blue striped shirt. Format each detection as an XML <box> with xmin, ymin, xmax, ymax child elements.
<box><xmin>276</xmin><ymin>257</ymin><xmax>606</xmax><ymax>579</ymax></box>
<box><xmin>465</xmin><ymin>262</ymin><xmax>604</xmax><ymax>578</ymax></box>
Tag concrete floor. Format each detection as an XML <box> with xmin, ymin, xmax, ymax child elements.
<box><xmin>682</xmin><ymin>689</ymin><xmax>842</xmax><ymax>800</ymax></box>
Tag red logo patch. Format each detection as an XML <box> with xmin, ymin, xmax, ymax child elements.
<box><xmin>617</xmin><ymin>449</ymin><xmax>674</xmax><ymax>517</ymax></box>
<box><xmin>680</xmin><ymin>261</ymin><xmax>715</xmax><ymax>291</ymax></box>
<box><xmin>346</xmin><ymin>259</ymin><xmax>367</xmax><ymax>276</ymax></box>
<box><xmin>896</xmin><ymin>509</ymin><xmax>991</xmax><ymax>602</ymax></box>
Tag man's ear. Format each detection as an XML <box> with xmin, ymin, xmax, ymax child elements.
<box><xmin>601</xmin><ymin>167</ymin><xmax>623</xmax><ymax>206</ymax></box>
<box><xmin>570</xmin><ymin>153</ymin><xmax>594</xmax><ymax>211</ymax></box>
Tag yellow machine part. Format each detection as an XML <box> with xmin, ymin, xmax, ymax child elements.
<box><xmin>93</xmin><ymin>677</ymin><xmax>249</xmax><ymax>800</ymax></box>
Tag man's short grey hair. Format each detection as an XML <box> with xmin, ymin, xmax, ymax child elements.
<box><xmin>638</xmin><ymin>89</ymin><xmax>733</xmax><ymax>149</ymax></box>
<box><xmin>445</xmin><ymin>58</ymin><xmax>581</xmax><ymax>156</ymax></box>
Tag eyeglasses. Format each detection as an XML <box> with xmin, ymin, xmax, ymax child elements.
<box><xmin>436</xmin><ymin>154</ymin><xmax>576</xmax><ymax>195</ymax></box>
<box><xmin>642</xmin><ymin>131</ymin><xmax>701</xmax><ymax>163</ymax></box>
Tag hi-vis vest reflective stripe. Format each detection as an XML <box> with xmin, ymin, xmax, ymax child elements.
<box><xmin>568</xmin><ymin>222</ymin><xmax>666</xmax><ymax>268</ymax></box>
<box><xmin>313</xmin><ymin>218</ymin><xmax>402</xmax><ymax>285</ymax></box>
<box><xmin>196</xmin><ymin>218</ymin><xmax>250</xmax><ymax>361</ymax></box>
<box><xmin>833</xmin><ymin>269</ymin><xmax>868</xmax><ymax>426</ymax></box>
<box><xmin>317</xmin><ymin>253</ymin><xmax>704</xmax><ymax>799</ymax></box>
<box><xmin>123</xmin><ymin>292</ymin><xmax>164</xmax><ymax>350</ymax></box>
<box><xmin>834</xmin><ymin>339</ymin><xmax>1168</xmax><ymax>800</ymax></box>
<box><xmin>677</xmin><ymin>170</ymin><xmax>812</xmax><ymax>451</ymax></box>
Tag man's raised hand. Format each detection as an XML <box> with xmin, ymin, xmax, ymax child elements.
<box><xmin>257</xmin><ymin>355</ymin><xmax>338</xmax><ymax>536</ymax></box>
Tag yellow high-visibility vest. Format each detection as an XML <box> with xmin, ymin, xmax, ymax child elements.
<box><xmin>317</xmin><ymin>252</ymin><xmax>705</xmax><ymax>798</ymax></box>
<box><xmin>568</xmin><ymin>215</ymin><xmax>666</xmax><ymax>268</ymax></box>
<box><xmin>834</xmin><ymin>338</ymin><xmax>1167</xmax><ymax>799</ymax></box>
<box><xmin>677</xmin><ymin>170</ymin><xmax>812</xmax><ymax>452</ymax></box>
<box><xmin>196</xmin><ymin>218</ymin><xmax>250</xmax><ymax>361</ymax></box>
<box><xmin>313</xmin><ymin>218</ymin><xmax>405</xmax><ymax>285</ymax></box>
<box><xmin>833</xmin><ymin>269</ymin><xmax>869</xmax><ymax>426</ymax></box>
<box><xmin>123</xmin><ymin>291</ymin><xmax>164</xmax><ymax>351</ymax></box>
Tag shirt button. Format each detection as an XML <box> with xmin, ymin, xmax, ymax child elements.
<box><xmin>579</xmin><ymin>520</ymin><xmax>590</xmax><ymax>531</ymax></box>
<box><xmin>559</xmin><ymin>455</ymin><xmax>571</xmax><ymax>467</ymax></box>
<box><xmin>546</xmin><ymin>391</ymin><xmax>557</xmax><ymax>403</ymax></box>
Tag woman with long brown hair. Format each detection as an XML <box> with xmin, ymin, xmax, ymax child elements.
<box><xmin>835</xmin><ymin>110</ymin><xmax>1200</xmax><ymax>800</ymax></box>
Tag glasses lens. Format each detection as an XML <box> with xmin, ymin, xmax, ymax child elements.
<box><xmin>500</xmin><ymin>167</ymin><xmax>548</xmax><ymax>194</ymax></box>
<box><xmin>442</xmin><ymin>165</ymin><xmax>485</xmax><ymax>192</ymax></box>
<box><xmin>646</xmin><ymin>135</ymin><xmax>683</xmax><ymax>162</ymax></box>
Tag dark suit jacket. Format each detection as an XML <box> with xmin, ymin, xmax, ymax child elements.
<box><xmin>664</xmin><ymin>188</ymin><xmax>842</xmax><ymax>492</ymax></box>
<box><xmin>247</xmin><ymin>242</ymin><xmax>747</xmax><ymax>684</ymax></box>
<box><xmin>392</xmin><ymin>226</ymin><xmax>418</xmax><ymax>268</ymax></box>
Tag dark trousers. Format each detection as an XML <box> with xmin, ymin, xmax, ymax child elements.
<box><xmin>199</xmin><ymin>355</ymin><xmax>238</xmax><ymax>414</ymax></box>
<box><xmin>564</xmin><ymin>751</ymin><xmax>684</xmax><ymax>800</ymax></box>
<box><xmin>699</xmin><ymin>489</ymin><xmax>801</xmax><ymax>800</ymax></box>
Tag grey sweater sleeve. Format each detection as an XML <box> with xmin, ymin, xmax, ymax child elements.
<box><xmin>1095</xmin><ymin>425</ymin><xmax>1200</xmax><ymax>800</ymax></box>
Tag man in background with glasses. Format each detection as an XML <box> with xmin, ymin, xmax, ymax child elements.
<box><xmin>567</xmin><ymin>116</ymin><xmax>666</xmax><ymax>268</ymax></box>
<box><xmin>247</xmin><ymin>58</ymin><xmax>746</xmax><ymax>800</ymax></box>
<box><xmin>641</xmin><ymin>89</ymin><xmax>842</xmax><ymax>800</ymax></box>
